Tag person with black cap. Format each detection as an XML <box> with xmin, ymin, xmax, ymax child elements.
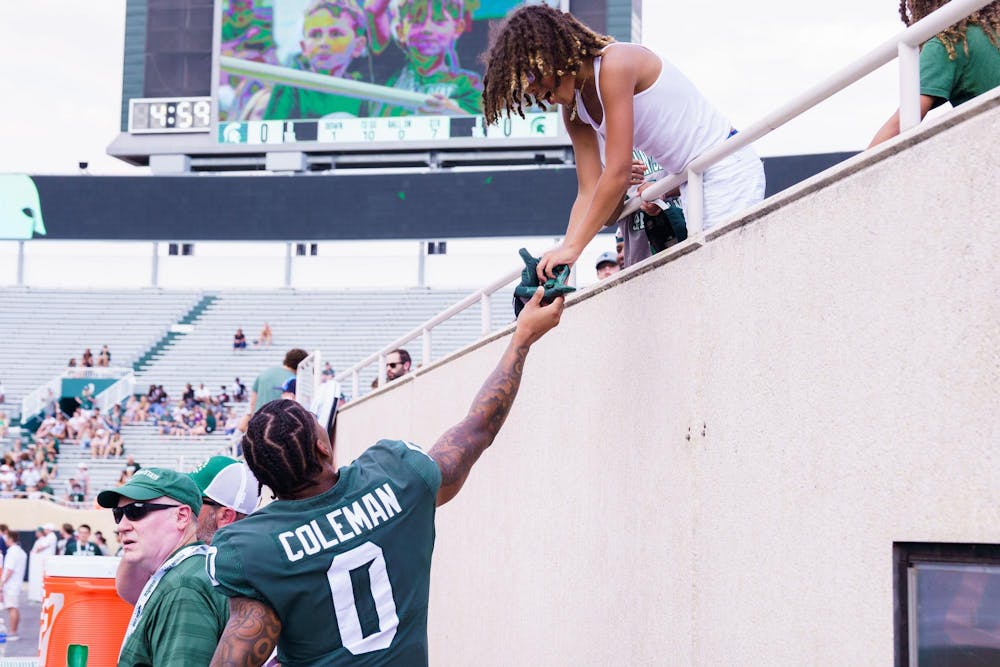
<box><xmin>97</xmin><ymin>468</ymin><xmax>228</xmax><ymax>667</ymax></box>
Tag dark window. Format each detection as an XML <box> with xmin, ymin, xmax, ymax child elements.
<box><xmin>895</xmin><ymin>543</ymin><xmax>1000</xmax><ymax>667</ymax></box>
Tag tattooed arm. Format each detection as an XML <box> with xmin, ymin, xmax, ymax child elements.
<box><xmin>430</xmin><ymin>287</ymin><xmax>564</xmax><ymax>506</ymax></box>
<box><xmin>210</xmin><ymin>597</ymin><xmax>282</xmax><ymax>667</ymax></box>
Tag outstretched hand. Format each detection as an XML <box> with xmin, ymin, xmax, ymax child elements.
<box><xmin>536</xmin><ymin>242</ymin><xmax>581</xmax><ymax>282</ymax></box>
<box><xmin>514</xmin><ymin>287</ymin><xmax>564</xmax><ymax>346</ymax></box>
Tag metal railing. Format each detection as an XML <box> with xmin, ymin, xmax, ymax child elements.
<box><xmin>20</xmin><ymin>366</ymin><xmax>134</xmax><ymax>419</ymax></box>
<box><xmin>339</xmin><ymin>0</ymin><xmax>992</xmax><ymax>397</ymax></box>
<box><xmin>95</xmin><ymin>371</ymin><xmax>136</xmax><ymax>413</ymax></box>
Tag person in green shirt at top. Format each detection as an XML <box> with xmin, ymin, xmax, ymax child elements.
<box><xmin>251</xmin><ymin>347</ymin><xmax>309</xmax><ymax>413</ymax></box>
<box><xmin>264</xmin><ymin>0</ymin><xmax>371</xmax><ymax>120</ymax></box>
<box><xmin>870</xmin><ymin>0</ymin><xmax>1000</xmax><ymax>147</ymax></box>
<box><xmin>371</xmin><ymin>0</ymin><xmax>483</xmax><ymax>116</ymax></box>
<box><xmin>97</xmin><ymin>468</ymin><xmax>228</xmax><ymax>667</ymax></box>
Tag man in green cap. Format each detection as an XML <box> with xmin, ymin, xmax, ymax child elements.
<box><xmin>97</xmin><ymin>467</ymin><xmax>229</xmax><ymax>667</ymax></box>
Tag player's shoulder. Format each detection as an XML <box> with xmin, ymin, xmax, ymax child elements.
<box><xmin>355</xmin><ymin>439</ymin><xmax>441</xmax><ymax>493</ymax></box>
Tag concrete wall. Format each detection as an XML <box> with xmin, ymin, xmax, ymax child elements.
<box><xmin>327</xmin><ymin>91</ymin><xmax>1000</xmax><ymax>665</ymax></box>
<box><xmin>0</xmin><ymin>499</ymin><xmax>117</xmax><ymax>542</ymax></box>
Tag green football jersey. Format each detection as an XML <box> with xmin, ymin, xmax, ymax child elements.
<box><xmin>209</xmin><ymin>439</ymin><xmax>441</xmax><ymax>666</ymax></box>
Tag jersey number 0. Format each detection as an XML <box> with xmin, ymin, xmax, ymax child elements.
<box><xmin>328</xmin><ymin>541</ymin><xmax>400</xmax><ymax>654</ymax></box>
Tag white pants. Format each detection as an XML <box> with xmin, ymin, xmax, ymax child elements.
<box><xmin>680</xmin><ymin>144</ymin><xmax>766</xmax><ymax>231</ymax></box>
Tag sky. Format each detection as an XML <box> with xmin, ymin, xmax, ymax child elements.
<box><xmin>0</xmin><ymin>0</ymin><xmax>913</xmax><ymax>176</ymax></box>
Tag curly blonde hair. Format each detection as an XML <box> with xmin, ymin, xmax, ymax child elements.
<box><xmin>480</xmin><ymin>5</ymin><xmax>613</xmax><ymax>124</ymax></box>
<box><xmin>899</xmin><ymin>0</ymin><xmax>1000</xmax><ymax>58</ymax></box>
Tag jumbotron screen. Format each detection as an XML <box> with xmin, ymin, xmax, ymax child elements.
<box><xmin>215</xmin><ymin>0</ymin><xmax>564</xmax><ymax>147</ymax></box>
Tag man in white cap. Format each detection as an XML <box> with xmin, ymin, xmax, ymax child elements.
<box><xmin>595</xmin><ymin>250</ymin><xmax>621</xmax><ymax>280</ymax></box>
<box><xmin>115</xmin><ymin>456</ymin><xmax>260</xmax><ymax>605</ymax></box>
<box><xmin>187</xmin><ymin>456</ymin><xmax>261</xmax><ymax>544</ymax></box>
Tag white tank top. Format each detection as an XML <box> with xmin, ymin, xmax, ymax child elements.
<box><xmin>574</xmin><ymin>45</ymin><xmax>732</xmax><ymax>174</ymax></box>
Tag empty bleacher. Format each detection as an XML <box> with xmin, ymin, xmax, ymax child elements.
<box><xmin>0</xmin><ymin>287</ymin><xmax>202</xmax><ymax>418</ymax></box>
<box><xmin>134</xmin><ymin>289</ymin><xmax>515</xmax><ymax>401</ymax></box>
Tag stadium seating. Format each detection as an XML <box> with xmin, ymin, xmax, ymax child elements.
<box><xmin>0</xmin><ymin>288</ymin><xmax>202</xmax><ymax>418</ymax></box>
<box><xmin>134</xmin><ymin>289</ymin><xmax>515</xmax><ymax>401</ymax></box>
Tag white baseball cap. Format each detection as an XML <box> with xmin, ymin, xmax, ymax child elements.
<box><xmin>188</xmin><ymin>456</ymin><xmax>261</xmax><ymax>516</ymax></box>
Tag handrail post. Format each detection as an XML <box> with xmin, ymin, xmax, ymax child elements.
<box><xmin>686</xmin><ymin>169</ymin><xmax>705</xmax><ymax>241</ymax></box>
<box><xmin>480</xmin><ymin>293</ymin><xmax>491</xmax><ymax>336</ymax></box>
<box><xmin>422</xmin><ymin>329</ymin><xmax>431</xmax><ymax>368</ymax></box>
<box><xmin>351</xmin><ymin>370</ymin><xmax>360</xmax><ymax>401</ymax></box>
<box><xmin>898</xmin><ymin>42</ymin><xmax>921</xmax><ymax>132</ymax></box>
<box><xmin>377</xmin><ymin>353</ymin><xmax>387</xmax><ymax>387</ymax></box>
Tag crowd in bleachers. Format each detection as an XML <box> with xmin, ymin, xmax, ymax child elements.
<box><xmin>127</xmin><ymin>382</ymin><xmax>248</xmax><ymax>438</ymax></box>
<box><xmin>0</xmin><ymin>442</ymin><xmax>57</xmax><ymax>499</ymax></box>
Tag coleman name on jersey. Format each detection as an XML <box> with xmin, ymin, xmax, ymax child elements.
<box><xmin>277</xmin><ymin>483</ymin><xmax>403</xmax><ymax>562</ymax></box>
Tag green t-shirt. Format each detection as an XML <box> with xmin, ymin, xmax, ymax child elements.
<box><xmin>209</xmin><ymin>439</ymin><xmax>442</xmax><ymax>666</ymax></box>
<box><xmin>374</xmin><ymin>66</ymin><xmax>482</xmax><ymax>117</ymax></box>
<box><xmin>263</xmin><ymin>56</ymin><xmax>364</xmax><ymax>120</ymax></box>
<box><xmin>118</xmin><ymin>545</ymin><xmax>229</xmax><ymax>667</ymax></box>
<box><xmin>920</xmin><ymin>25</ymin><xmax>1000</xmax><ymax>107</ymax></box>
<box><xmin>252</xmin><ymin>365</ymin><xmax>295</xmax><ymax>411</ymax></box>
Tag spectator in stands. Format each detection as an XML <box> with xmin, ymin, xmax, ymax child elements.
<box><xmin>51</xmin><ymin>413</ymin><xmax>69</xmax><ymax>446</ymax></box>
<box><xmin>0</xmin><ymin>410</ymin><xmax>8</xmax><ymax>438</ymax></box>
<box><xmin>65</xmin><ymin>523</ymin><xmax>104</xmax><ymax>556</ymax></box>
<box><xmin>233</xmin><ymin>378</ymin><xmax>247</xmax><ymax>402</ymax></box>
<box><xmin>76</xmin><ymin>462</ymin><xmax>90</xmax><ymax>496</ymax></box>
<box><xmin>76</xmin><ymin>384</ymin><xmax>96</xmax><ymax>413</ymax></box>
<box><xmin>98</xmin><ymin>344</ymin><xmax>112</xmax><ymax>367</ymax></box>
<box><xmin>386</xmin><ymin>348</ymin><xmax>412</xmax><ymax>381</ymax></box>
<box><xmin>258</xmin><ymin>321</ymin><xmax>273</xmax><ymax>346</ymax></box>
<box><xmin>107</xmin><ymin>431</ymin><xmax>125</xmax><ymax>458</ymax></box>
<box><xmin>195</xmin><ymin>383</ymin><xmax>212</xmax><ymax>405</ymax></box>
<box><xmin>43</xmin><ymin>388</ymin><xmax>57</xmax><ymax>418</ymax></box>
<box><xmin>0</xmin><ymin>378</ymin><xmax>5</xmax><ymax>402</ymax></box>
<box><xmin>19</xmin><ymin>462</ymin><xmax>41</xmax><ymax>493</ymax></box>
<box><xmin>57</xmin><ymin>524</ymin><xmax>74</xmax><ymax>555</ymax></box>
<box><xmin>81</xmin><ymin>348</ymin><xmax>94</xmax><ymax>367</ymax></box>
<box><xmin>595</xmin><ymin>251</ymin><xmax>621</xmax><ymax>280</ymax></box>
<box><xmin>66</xmin><ymin>478</ymin><xmax>86</xmax><ymax>504</ymax></box>
<box><xmin>67</xmin><ymin>358</ymin><xmax>81</xmax><ymax>377</ymax></box>
<box><xmin>482</xmin><ymin>5</ymin><xmax>764</xmax><ymax>280</ymax></box>
<box><xmin>216</xmin><ymin>385</ymin><xmax>231</xmax><ymax>405</ymax></box>
<box><xmin>0</xmin><ymin>464</ymin><xmax>15</xmax><ymax>495</ymax></box>
<box><xmin>182</xmin><ymin>383</ymin><xmax>196</xmax><ymax>407</ymax></box>
<box><xmin>321</xmin><ymin>362</ymin><xmax>335</xmax><ymax>381</ymax></box>
<box><xmin>250</xmin><ymin>347</ymin><xmax>309</xmax><ymax>412</ymax></box>
<box><xmin>870</xmin><ymin>0</ymin><xmax>1000</xmax><ymax>147</ymax></box>
<box><xmin>233</xmin><ymin>328</ymin><xmax>247</xmax><ymax>350</ymax></box>
<box><xmin>124</xmin><ymin>455</ymin><xmax>141</xmax><ymax>477</ymax></box>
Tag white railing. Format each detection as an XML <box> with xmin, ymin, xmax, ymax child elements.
<box><xmin>339</xmin><ymin>0</ymin><xmax>993</xmax><ymax>397</ymax></box>
<box><xmin>20</xmin><ymin>376</ymin><xmax>62</xmax><ymax>421</ymax></box>
<box><xmin>95</xmin><ymin>371</ymin><xmax>136</xmax><ymax>413</ymax></box>
<box><xmin>631</xmin><ymin>0</ymin><xmax>993</xmax><ymax>235</ymax></box>
<box><xmin>20</xmin><ymin>366</ymin><xmax>134</xmax><ymax>419</ymax></box>
<box><xmin>341</xmin><ymin>269</ymin><xmax>520</xmax><ymax>398</ymax></box>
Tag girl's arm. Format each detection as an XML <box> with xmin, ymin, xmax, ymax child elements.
<box><xmin>538</xmin><ymin>48</ymin><xmax>638</xmax><ymax>280</ymax></box>
<box><xmin>868</xmin><ymin>94</ymin><xmax>941</xmax><ymax>148</ymax></box>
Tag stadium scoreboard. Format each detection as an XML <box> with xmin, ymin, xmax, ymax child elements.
<box><xmin>108</xmin><ymin>0</ymin><xmax>640</xmax><ymax>168</ymax></box>
<box><xmin>129</xmin><ymin>98</ymin><xmax>213</xmax><ymax>134</ymax></box>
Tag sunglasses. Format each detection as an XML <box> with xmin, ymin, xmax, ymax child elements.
<box><xmin>112</xmin><ymin>502</ymin><xmax>182</xmax><ymax>524</ymax></box>
<box><xmin>387</xmin><ymin>362</ymin><xmax>405</xmax><ymax>369</ymax></box>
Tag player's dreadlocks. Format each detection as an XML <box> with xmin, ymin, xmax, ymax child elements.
<box><xmin>899</xmin><ymin>0</ymin><xmax>1000</xmax><ymax>58</ymax></box>
<box><xmin>243</xmin><ymin>399</ymin><xmax>324</xmax><ymax>498</ymax></box>
<box><xmin>481</xmin><ymin>4</ymin><xmax>613</xmax><ymax>125</ymax></box>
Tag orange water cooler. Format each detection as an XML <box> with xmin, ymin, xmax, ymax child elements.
<box><xmin>39</xmin><ymin>556</ymin><xmax>132</xmax><ymax>667</ymax></box>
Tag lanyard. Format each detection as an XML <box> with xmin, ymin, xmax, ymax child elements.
<box><xmin>119</xmin><ymin>543</ymin><xmax>209</xmax><ymax>658</ymax></box>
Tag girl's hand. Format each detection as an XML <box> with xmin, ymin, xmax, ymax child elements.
<box><xmin>537</xmin><ymin>242</ymin><xmax>581</xmax><ymax>282</ymax></box>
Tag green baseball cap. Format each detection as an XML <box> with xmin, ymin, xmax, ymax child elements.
<box><xmin>97</xmin><ymin>467</ymin><xmax>202</xmax><ymax>514</ymax></box>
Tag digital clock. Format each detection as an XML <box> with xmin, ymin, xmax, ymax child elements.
<box><xmin>129</xmin><ymin>97</ymin><xmax>212</xmax><ymax>134</ymax></box>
